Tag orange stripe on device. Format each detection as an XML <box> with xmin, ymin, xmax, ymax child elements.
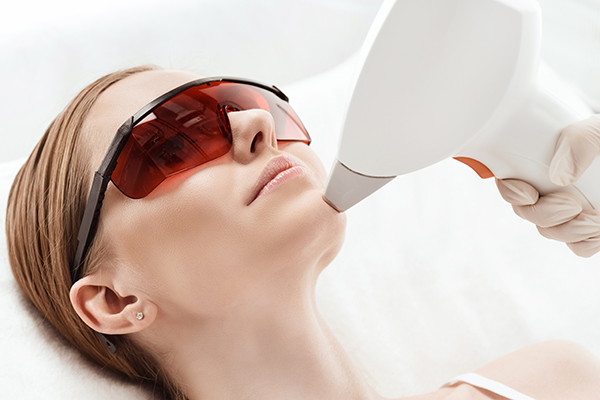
<box><xmin>453</xmin><ymin>157</ymin><xmax>495</xmax><ymax>179</ymax></box>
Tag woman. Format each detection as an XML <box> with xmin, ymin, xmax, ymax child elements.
<box><xmin>6</xmin><ymin>65</ymin><xmax>600</xmax><ymax>400</ymax></box>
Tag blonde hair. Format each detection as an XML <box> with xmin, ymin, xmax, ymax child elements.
<box><xmin>6</xmin><ymin>66</ymin><xmax>187</xmax><ymax>400</ymax></box>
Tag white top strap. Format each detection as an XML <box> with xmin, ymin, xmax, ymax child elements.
<box><xmin>444</xmin><ymin>372</ymin><xmax>537</xmax><ymax>400</ymax></box>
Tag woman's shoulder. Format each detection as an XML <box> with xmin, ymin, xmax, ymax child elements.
<box><xmin>396</xmin><ymin>341</ymin><xmax>600</xmax><ymax>400</ymax></box>
<box><xmin>473</xmin><ymin>340</ymin><xmax>600</xmax><ymax>400</ymax></box>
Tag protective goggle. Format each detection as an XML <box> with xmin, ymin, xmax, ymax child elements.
<box><xmin>71</xmin><ymin>77</ymin><xmax>310</xmax><ymax>285</ymax></box>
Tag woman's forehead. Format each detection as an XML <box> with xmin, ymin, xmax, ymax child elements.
<box><xmin>93</xmin><ymin>69</ymin><xmax>201</xmax><ymax>125</ymax></box>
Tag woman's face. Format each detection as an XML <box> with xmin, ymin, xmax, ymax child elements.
<box><xmin>83</xmin><ymin>70</ymin><xmax>346</xmax><ymax>318</ymax></box>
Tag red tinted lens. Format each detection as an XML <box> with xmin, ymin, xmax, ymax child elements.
<box><xmin>112</xmin><ymin>85</ymin><xmax>232</xmax><ymax>198</ymax></box>
<box><xmin>112</xmin><ymin>81</ymin><xmax>310</xmax><ymax>198</ymax></box>
<box><xmin>212</xmin><ymin>83</ymin><xmax>311</xmax><ymax>144</ymax></box>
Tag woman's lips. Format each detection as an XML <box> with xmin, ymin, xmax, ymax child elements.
<box><xmin>248</xmin><ymin>155</ymin><xmax>308</xmax><ymax>205</ymax></box>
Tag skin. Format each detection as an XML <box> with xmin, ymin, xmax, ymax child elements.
<box><xmin>70</xmin><ymin>70</ymin><xmax>600</xmax><ymax>400</ymax></box>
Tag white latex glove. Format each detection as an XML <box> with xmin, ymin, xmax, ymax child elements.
<box><xmin>496</xmin><ymin>114</ymin><xmax>600</xmax><ymax>257</ymax></box>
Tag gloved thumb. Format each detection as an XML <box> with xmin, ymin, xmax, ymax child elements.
<box><xmin>549</xmin><ymin>114</ymin><xmax>600</xmax><ymax>186</ymax></box>
<box><xmin>495</xmin><ymin>178</ymin><xmax>539</xmax><ymax>206</ymax></box>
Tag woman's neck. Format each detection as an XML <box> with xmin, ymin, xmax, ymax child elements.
<box><xmin>151</xmin><ymin>266</ymin><xmax>386</xmax><ymax>400</ymax></box>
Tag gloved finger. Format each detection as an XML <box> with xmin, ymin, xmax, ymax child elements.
<box><xmin>567</xmin><ymin>236</ymin><xmax>600</xmax><ymax>258</ymax></box>
<box><xmin>537</xmin><ymin>209</ymin><xmax>600</xmax><ymax>242</ymax></box>
<box><xmin>495</xmin><ymin>178</ymin><xmax>539</xmax><ymax>206</ymax></box>
<box><xmin>549</xmin><ymin>114</ymin><xmax>600</xmax><ymax>186</ymax></box>
<box><xmin>512</xmin><ymin>192</ymin><xmax>582</xmax><ymax>228</ymax></box>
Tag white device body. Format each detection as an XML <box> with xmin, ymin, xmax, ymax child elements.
<box><xmin>324</xmin><ymin>0</ymin><xmax>598</xmax><ymax>212</ymax></box>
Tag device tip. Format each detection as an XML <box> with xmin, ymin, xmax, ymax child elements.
<box><xmin>322</xmin><ymin>194</ymin><xmax>344</xmax><ymax>213</ymax></box>
<box><xmin>323</xmin><ymin>160</ymin><xmax>396</xmax><ymax>212</ymax></box>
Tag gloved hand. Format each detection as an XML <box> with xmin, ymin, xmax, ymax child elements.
<box><xmin>495</xmin><ymin>114</ymin><xmax>600</xmax><ymax>257</ymax></box>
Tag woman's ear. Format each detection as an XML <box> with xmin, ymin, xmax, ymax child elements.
<box><xmin>69</xmin><ymin>272</ymin><xmax>157</xmax><ymax>335</ymax></box>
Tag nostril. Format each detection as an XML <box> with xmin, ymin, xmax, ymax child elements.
<box><xmin>250</xmin><ymin>131</ymin><xmax>263</xmax><ymax>153</ymax></box>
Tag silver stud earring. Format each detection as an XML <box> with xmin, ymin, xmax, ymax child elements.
<box><xmin>136</xmin><ymin>312</ymin><xmax>144</xmax><ymax>320</ymax></box>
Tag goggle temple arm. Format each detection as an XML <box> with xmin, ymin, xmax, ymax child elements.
<box><xmin>71</xmin><ymin>116</ymin><xmax>135</xmax><ymax>354</ymax></box>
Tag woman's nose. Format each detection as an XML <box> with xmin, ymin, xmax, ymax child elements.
<box><xmin>226</xmin><ymin>109</ymin><xmax>278</xmax><ymax>164</ymax></box>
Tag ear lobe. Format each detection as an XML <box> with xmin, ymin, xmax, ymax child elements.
<box><xmin>70</xmin><ymin>275</ymin><xmax>157</xmax><ymax>335</ymax></box>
